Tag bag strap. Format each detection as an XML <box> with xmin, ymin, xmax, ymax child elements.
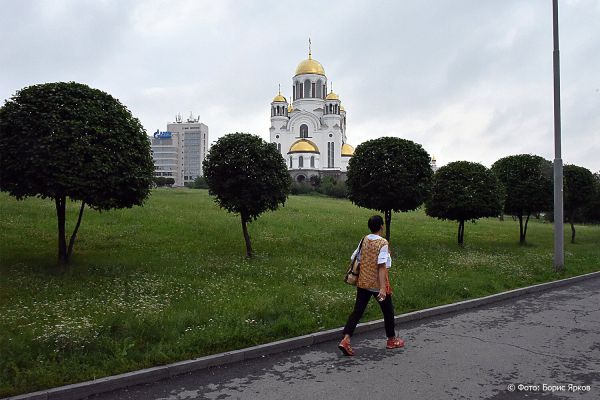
<box><xmin>352</xmin><ymin>236</ymin><xmax>366</xmax><ymax>263</ymax></box>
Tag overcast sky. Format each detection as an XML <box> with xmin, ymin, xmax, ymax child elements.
<box><xmin>1</xmin><ymin>0</ymin><xmax>599</xmax><ymax>171</ymax></box>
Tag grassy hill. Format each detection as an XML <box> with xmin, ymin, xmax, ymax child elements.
<box><xmin>1</xmin><ymin>188</ymin><xmax>599</xmax><ymax>396</ymax></box>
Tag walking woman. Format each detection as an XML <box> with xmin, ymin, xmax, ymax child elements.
<box><xmin>338</xmin><ymin>215</ymin><xmax>405</xmax><ymax>356</ymax></box>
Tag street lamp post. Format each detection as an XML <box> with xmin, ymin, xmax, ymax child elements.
<box><xmin>553</xmin><ymin>0</ymin><xmax>564</xmax><ymax>272</ymax></box>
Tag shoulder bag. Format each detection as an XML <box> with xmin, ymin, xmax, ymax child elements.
<box><xmin>344</xmin><ymin>236</ymin><xmax>366</xmax><ymax>286</ymax></box>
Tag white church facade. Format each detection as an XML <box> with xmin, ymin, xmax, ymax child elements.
<box><xmin>269</xmin><ymin>47</ymin><xmax>354</xmax><ymax>183</ymax></box>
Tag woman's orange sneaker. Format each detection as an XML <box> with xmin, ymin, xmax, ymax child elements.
<box><xmin>338</xmin><ymin>338</ymin><xmax>355</xmax><ymax>356</ymax></box>
<box><xmin>386</xmin><ymin>338</ymin><xmax>405</xmax><ymax>349</ymax></box>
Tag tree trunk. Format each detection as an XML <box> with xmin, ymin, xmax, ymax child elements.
<box><xmin>384</xmin><ymin>209</ymin><xmax>392</xmax><ymax>242</ymax></box>
<box><xmin>518</xmin><ymin>214</ymin><xmax>525</xmax><ymax>244</ymax></box>
<box><xmin>523</xmin><ymin>213</ymin><xmax>531</xmax><ymax>243</ymax></box>
<box><xmin>570</xmin><ymin>217</ymin><xmax>576</xmax><ymax>244</ymax></box>
<box><xmin>241</xmin><ymin>214</ymin><xmax>252</xmax><ymax>258</ymax></box>
<box><xmin>66</xmin><ymin>202</ymin><xmax>86</xmax><ymax>262</ymax></box>
<box><xmin>55</xmin><ymin>196</ymin><xmax>68</xmax><ymax>264</ymax></box>
<box><xmin>458</xmin><ymin>219</ymin><xmax>465</xmax><ymax>245</ymax></box>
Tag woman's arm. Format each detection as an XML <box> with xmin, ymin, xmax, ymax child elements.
<box><xmin>377</xmin><ymin>263</ymin><xmax>387</xmax><ymax>300</ymax></box>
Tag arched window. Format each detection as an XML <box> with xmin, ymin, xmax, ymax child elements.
<box><xmin>289</xmin><ymin>156</ymin><xmax>293</xmax><ymax>168</ymax></box>
<box><xmin>277</xmin><ymin>143</ymin><xmax>281</xmax><ymax>152</ymax></box>
<box><xmin>322</xmin><ymin>85</ymin><xmax>326</xmax><ymax>99</ymax></box>
<box><xmin>293</xmin><ymin>86</ymin><xmax>296</xmax><ymax>100</ymax></box>
<box><xmin>310</xmin><ymin>156</ymin><xmax>315</xmax><ymax>168</ymax></box>
<box><xmin>299</xmin><ymin>83</ymin><xmax>303</xmax><ymax>99</ymax></box>
<box><xmin>316</xmin><ymin>80</ymin><xmax>322</xmax><ymax>98</ymax></box>
<box><xmin>304</xmin><ymin>79</ymin><xmax>311</xmax><ymax>98</ymax></box>
<box><xmin>300</xmin><ymin>124</ymin><xmax>308</xmax><ymax>138</ymax></box>
<box><xmin>329</xmin><ymin>104</ymin><xmax>333</xmax><ymax>113</ymax></box>
<box><xmin>299</xmin><ymin>156</ymin><xmax>304</xmax><ymax>168</ymax></box>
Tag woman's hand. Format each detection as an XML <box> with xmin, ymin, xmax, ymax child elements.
<box><xmin>377</xmin><ymin>288</ymin><xmax>386</xmax><ymax>302</ymax></box>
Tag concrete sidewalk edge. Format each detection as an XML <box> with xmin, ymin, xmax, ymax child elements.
<box><xmin>6</xmin><ymin>270</ymin><xmax>600</xmax><ymax>400</ymax></box>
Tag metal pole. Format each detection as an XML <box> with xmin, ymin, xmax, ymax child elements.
<box><xmin>553</xmin><ymin>0</ymin><xmax>564</xmax><ymax>271</ymax></box>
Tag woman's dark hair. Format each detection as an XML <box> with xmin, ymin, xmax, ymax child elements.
<box><xmin>368</xmin><ymin>215</ymin><xmax>384</xmax><ymax>233</ymax></box>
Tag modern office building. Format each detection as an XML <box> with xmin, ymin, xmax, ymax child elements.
<box><xmin>150</xmin><ymin>113</ymin><xmax>209</xmax><ymax>186</ymax></box>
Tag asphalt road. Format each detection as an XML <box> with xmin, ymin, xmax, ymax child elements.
<box><xmin>92</xmin><ymin>277</ymin><xmax>600</xmax><ymax>400</ymax></box>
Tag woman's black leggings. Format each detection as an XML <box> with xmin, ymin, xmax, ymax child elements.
<box><xmin>343</xmin><ymin>287</ymin><xmax>396</xmax><ymax>338</ymax></box>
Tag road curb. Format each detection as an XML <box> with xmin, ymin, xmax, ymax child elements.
<box><xmin>6</xmin><ymin>270</ymin><xmax>600</xmax><ymax>400</ymax></box>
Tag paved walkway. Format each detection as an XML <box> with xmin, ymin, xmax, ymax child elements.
<box><xmin>93</xmin><ymin>277</ymin><xmax>600</xmax><ymax>399</ymax></box>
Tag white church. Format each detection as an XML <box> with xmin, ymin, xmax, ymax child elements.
<box><xmin>270</xmin><ymin>46</ymin><xmax>355</xmax><ymax>183</ymax></box>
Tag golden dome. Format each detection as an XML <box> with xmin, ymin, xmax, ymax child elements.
<box><xmin>287</xmin><ymin>104</ymin><xmax>294</xmax><ymax>113</ymax></box>
<box><xmin>340</xmin><ymin>105</ymin><xmax>345</xmax><ymax>112</ymax></box>
<box><xmin>341</xmin><ymin>143</ymin><xmax>355</xmax><ymax>157</ymax></box>
<box><xmin>295</xmin><ymin>55</ymin><xmax>325</xmax><ymax>76</ymax></box>
<box><xmin>273</xmin><ymin>93</ymin><xmax>286</xmax><ymax>102</ymax></box>
<box><xmin>288</xmin><ymin>139</ymin><xmax>320</xmax><ymax>154</ymax></box>
<box><xmin>325</xmin><ymin>91</ymin><xmax>339</xmax><ymax>100</ymax></box>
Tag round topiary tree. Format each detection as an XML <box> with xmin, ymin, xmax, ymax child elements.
<box><xmin>202</xmin><ymin>133</ymin><xmax>291</xmax><ymax>257</ymax></box>
<box><xmin>582</xmin><ymin>171</ymin><xmax>600</xmax><ymax>224</ymax></box>
<box><xmin>425</xmin><ymin>161</ymin><xmax>503</xmax><ymax>245</ymax></box>
<box><xmin>0</xmin><ymin>82</ymin><xmax>155</xmax><ymax>265</ymax></box>
<box><xmin>563</xmin><ymin>164</ymin><xmax>596</xmax><ymax>243</ymax></box>
<box><xmin>491</xmin><ymin>154</ymin><xmax>553</xmax><ymax>244</ymax></box>
<box><xmin>346</xmin><ymin>137</ymin><xmax>433</xmax><ymax>241</ymax></box>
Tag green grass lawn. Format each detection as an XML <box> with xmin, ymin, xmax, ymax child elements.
<box><xmin>1</xmin><ymin>189</ymin><xmax>599</xmax><ymax>396</ymax></box>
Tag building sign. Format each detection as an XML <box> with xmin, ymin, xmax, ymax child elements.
<box><xmin>154</xmin><ymin>130</ymin><xmax>173</xmax><ymax>139</ymax></box>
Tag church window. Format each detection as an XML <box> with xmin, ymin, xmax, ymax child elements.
<box><xmin>293</xmin><ymin>86</ymin><xmax>296</xmax><ymax>100</ymax></box>
<box><xmin>299</xmin><ymin>156</ymin><xmax>304</xmax><ymax>168</ymax></box>
<box><xmin>289</xmin><ymin>156</ymin><xmax>293</xmax><ymax>168</ymax></box>
<box><xmin>311</xmin><ymin>82</ymin><xmax>316</xmax><ymax>98</ymax></box>
<box><xmin>299</xmin><ymin>83</ymin><xmax>303</xmax><ymax>99</ymax></box>
<box><xmin>329</xmin><ymin>104</ymin><xmax>333</xmax><ymax>113</ymax></box>
<box><xmin>323</xmin><ymin>85</ymin><xmax>326</xmax><ymax>98</ymax></box>
<box><xmin>316</xmin><ymin>80</ymin><xmax>322</xmax><ymax>98</ymax></box>
<box><xmin>300</xmin><ymin>124</ymin><xmax>308</xmax><ymax>138</ymax></box>
<box><xmin>277</xmin><ymin>143</ymin><xmax>281</xmax><ymax>152</ymax></box>
<box><xmin>304</xmin><ymin>79</ymin><xmax>311</xmax><ymax>98</ymax></box>
<box><xmin>310</xmin><ymin>156</ymin><xmax>315</xmax><ymax>168</ymax></box>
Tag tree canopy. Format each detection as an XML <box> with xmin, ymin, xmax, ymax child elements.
<box><xmin>425</xmin><ymin>161</ymin><xmax>502</xmax><ymax>244</ymax></box>
<box><xmin>346</xmin><ymin>137</ymin><xmax>432</xmax><ymax>240</ymax></box>
<box><xmin>583</xmin><ymin>172</ymin><xmax>600</xmax><ymax>223</ymax></box>
<box><xmin>202</xmin><ymin>132</ymin><xmax>291</xmax><ymax>257</ymax></box>
<box><xmin>491</xmin><ymin>154</ymin><xmax>553</xmax><ymax>244</ymax></box>
<box><xmin>0</xmin><ymin>82</ymin><xmax>155</xmax><ymax>264</ymax></box>
<box><xmin>564</xmin><ymin>164</ymin><xmax>596</xmax><ymax>243</ymax></box>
